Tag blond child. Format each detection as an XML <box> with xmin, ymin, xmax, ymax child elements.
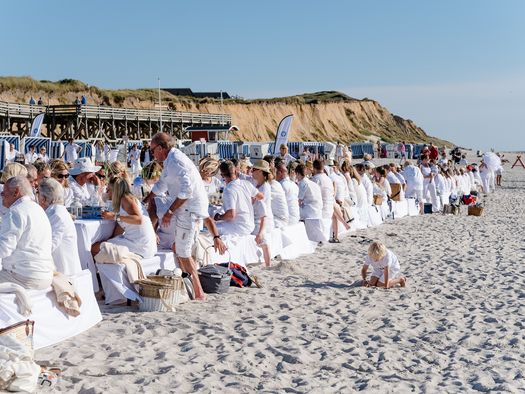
<box><xmin>361</xmin><ymin>241</ymin><xmax>406</xmax><ymax>288</ymax></box>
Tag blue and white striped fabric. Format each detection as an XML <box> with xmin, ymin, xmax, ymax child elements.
<box><xmin>50</xmin><ymin>141</ymin><xmax>64</xmax><ymax>159</ymax></box>
<box><xmin>287</xmin><ymin>142</ymin><xmax>301</xmax><ymax>158</ymax></box>
<box><xmin>0</xmin><ymin>135</ymin><xmax>20</xmax><ymax>151</ymax></box>
<box><xmin>22</xmin><ymin>137</ymin><xmax>50</xmax><ymax>155</ymax></box>
<box><xmin>0</xmin><ymin>136</ymin><xmax>21</xmax><ymax>170</ymax></box>
<box><xmin>362</xmin><ymin>143</ymin><xmax>374</xmax><ymax>157</ymax></box>
<box><xmin>350</xmin><ymin>143</ymin><xmax>364</xmax><ymax>158</ymax></box>
<box><xmin>218</xmin><ymin>141</ymin><xmax>235</xmax><ymax>159</ymax></box>
<box><xmin>413</xmin><ymin>144</ymin><xmax>425</xmax><ymax>159</ymax></box>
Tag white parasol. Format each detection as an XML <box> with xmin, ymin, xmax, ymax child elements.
<box><xmin>482</xmin><ymin>152</ymin><xmax>501</xmax><ymax>171</ymax></box>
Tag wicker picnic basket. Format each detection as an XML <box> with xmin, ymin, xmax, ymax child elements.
<box><xmin>468</xmin><ymin>205</ymin><xmax>484</xmax><ymax>216</ymax></box>
<box><xmin>0</xmin><ymin>320</ymin><xmax>35</xmax><ymax>353</ymax></box>
<box><xmin>135</xmin><ymin>275</ymin><xmax>185</xmax><ymax>312</ymax></box>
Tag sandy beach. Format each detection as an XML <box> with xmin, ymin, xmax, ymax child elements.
<box><xmin>36</xmin><ymin>153</ymin><xmax>525</xmax><ymax>393</ymax></box>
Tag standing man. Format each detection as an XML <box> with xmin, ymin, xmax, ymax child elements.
<box><xmin>140</xmin><ymin>141</ymin><xmax>152</xmax><ymax>166</ymax></box>
<box><xmin>63</xmin><ymin>138</ymin><xmax>82</xmax><ymax>163</ymax></box>
<box><xmin>144</xmin><ymin>132</ymin><xmax>218</xmax><ymax>301</ymax></box>
<box><xmin>278</xmin><ymin>144</ymin><xmax>295</xmax><ymax>166</ymax></box>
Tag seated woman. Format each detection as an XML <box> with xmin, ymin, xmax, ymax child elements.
<box><xmin>92</xmin><ymin>176</ymin><xmax>157</xmax><ymax>259</ymax></box>
<box><xmin>38</xmin><ymin>178</ymin><xmax>82</xmax><ymax>276</ymax></box>
<box><xmin>50</xmin><ymin>160</ymin><xmax>74</xmax><ymax>207</ymax></box>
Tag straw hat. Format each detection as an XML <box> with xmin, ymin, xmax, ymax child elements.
<box><xmin>251</xmin><ymin>159</ymin><xmax>270</xmax><ymax>173</ymax></box>
<box><xmin>199</xmin><ymin>157</ymin><xmax>219</xmax><ymax>176</ymax></box>
<box><xmin>69</xmin><ymin>157</ymin><xmax>101</xmax><ymax>175</ymax></box>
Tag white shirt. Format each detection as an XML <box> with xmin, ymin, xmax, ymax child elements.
<box><xmin>128</xmin><ymin>149</ymin><xmax>140</xmax><ymax>164</ymax></box>
<box><xmin>360</xmin><ymin>173</ymin><xmax>374</xmax><ymax>205</ymax></box>
<box><xmin>354</xmin><ymin>179</ymin><xmax>368</xmax><ymax>208</ymax></box>
<box><xmin>269</xmin><ymin>180</ymin><xmax>289</xmax><ymax>228</ymax></box>
<box><xmin>25</xmin><ymin>151</ymin><xmax>38</xmax><ymax>164</ymax></box>
<box><xmin>219</xmin><ymin>178</ymin><xmax>258</xmax><ymax>236</ymax></box>
<box><xmin>298</xmin><ymin>177</ymin><xmax>323</xmax><ymax>219</ymax></box>
<box><xmin>364</xmin><ymin>249</ymin><xmax>400</xmax><ymax>277</ymax></box>
<box><xmin>203</xmin><ymin>176</ymin><xmax>223</xmax><ymax>196</ymax></box>
<box><xmin>152</xmin><ymin>148</ymin><xmax>208</xmax><ymax>218</ymax></box>
<box><xmin>38</xmin><ymin>153</ymin><xmax>49</xmax><ymax>163</ymax></box>
<box><xmin>45</xmin><ymin>204</ymin><xmax>82</xmax><ymax>276</ymax></box>
<box><xmin>386</xmin><ymin>172</ymin><xmax>401</xmax><ymax>184</ymax></box>
<box><xmin>279</xmin><ymin>153</ymin><xmax>295</xmax><ymax>166</ymax></box>
<box><xmin>330</xmin><ymin>171</ymin><xmax>349</xmax><ymax>202</ymax></box>
<box><xmin>402</xmin><ymin>165</ymin><xmax>424</xmax><ymax>191</ymax></box>
<box><xmin>312</xmin><ymin>173</ymin><xmax>335</xmax><ymax>217</ymax></box>
<box><xmin>68</xmin><ymin>176</ymin><xmax>96</xmax><ymax>206</ymax></box>
<box><xmin>64</xmin><ymin>143</ymin><xmax>81</xmax><ymax>162</ymax></box>
<box><xmin>0</xmin><ymin>196</ymin><xmax>54</xmax><ymax>282</ymax></box>
<box><xmin>279</xmin><ymin>177</ymin><xmax>300</xmax><ymax>224</ymax></box>
<box><xmin>6</xmin><ymin>149</ymin><xmax>18</xmax><ymax>162</ymax></box>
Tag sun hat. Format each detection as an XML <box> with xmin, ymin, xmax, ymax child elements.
<box><xmin>243</xmin><ymin>158</ymin><xmax>254</xmax><ymax>167</ymax></box>
<box><xmin>326</xmin><ymin>158</ymin><xmax>335</xmax><ymax>166</ymax></box>
<box><xmin>69</xmin><ymin>157</ymin><xmax>101</xmax><ymax>176</ymax></box>
<box><xmin>251</xmin><ymin>159</ymin><xmax>270</xmax><ymax>173</ymax></box>
<box><xmin>362</xmin><ymin>160</ymin><xmax>376</xmax><ymax>169</ymax></box>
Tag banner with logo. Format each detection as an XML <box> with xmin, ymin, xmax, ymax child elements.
<box><xmin>272</xmin><ymin>114</ymin><xmax>293</xmax><ymax>154</ymax></box>
<box><xmin>30</xmin><ymin>113</ymin><xmax>45</xmax><ymax>137</ymax></box>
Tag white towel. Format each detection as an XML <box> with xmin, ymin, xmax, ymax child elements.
<box><xmin>0</xmin><ymin>283</ymin><xmax>32</xmax><ymax>317</ymax></box>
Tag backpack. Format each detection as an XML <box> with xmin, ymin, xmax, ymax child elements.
<box><xmin>218</xmin><ymin>262</ymin><xmax>252</xmax><ymax>288</ymax></box>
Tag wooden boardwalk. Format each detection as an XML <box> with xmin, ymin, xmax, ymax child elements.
<box><xmin>0</xmin><ymin>101</ymin><xmax>231</xmax><ymax>141</ymax></box>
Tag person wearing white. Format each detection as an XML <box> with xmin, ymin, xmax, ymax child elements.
<box><xmin>63</xmin><ymin>138</ymin><xmax>82</xmax><ymax>163</ymax></box>
<box><xmin>37</xmin><ymin>147</ymin><xmax>50</xmax><ymax>163</ymax></box>
<box><xmin>402</xmin><ymin>161</ymin><xmax>424</xmax><ymax>201</ymax></box>
<box><xmin>68</xmin><ymin>157</ymin><xmax>102</xmax><ymax>205</ymax></box>
<box><xmin>145</xmin><ymin>133</ymin><xmax>213</xmax><ymax>301</ymax></box>
<box><xmin>0</xmin><ymin>176</ymin><xmax>54</xmax><ymax>289</ymax></box>
<box><xmin>5</xmin><ymin>144</ymin><xmax>19</xmax><ymax>164</ymax></box>
<box><xmin>269</xmin><ymin>179</ymin><xmax>289</xmax><ymax>229</ymax></box>
<box><xmin>128</xmin><ymin>144</ymin><xmax>142</xmax><ymax>177</ymax></box>
<box><xmin>38</xmin><ymin>178</ymin><xmax>82</xmax><ymax>276</ymax></box>
<box><xmin>24</xmin><ymin>145</ymin><xmax>38</xmax><ymax>164</ymax></box>
<box><xmin>98</xmin><ymin>177</ymin><xmax>157</xmax><ymax>259</ymax></box>
<box><xmin>275</xmin><ymin>162</ymin><xmax>300</xmax><ymax>225</ymax></box>
<box><xmin>278</xmin><ymin>144</ymin><xmax>295</xmax><ymax>166</ymax></box>
<box><xmin>312</xmin><ymin>164</ymin><xmax>335</xmax><ymax>218</ymax></box>
<box><xmin>295</xmin><ymin>164</ymin><xmax>323</xmax><ymax>220</ymax></box>
<box><xmin>361</xmin><ymin>241</ymin><xmax>405</xmax><ymax>288</ymax></box>
<box><xmin>214</xmin><ymin>161</ymin><xmax>262</xmax><ymax>236</ymax></box>
<box><xmin>355</xmin><ymin>163</ymin><xmax>374</xmax><ymax>205</ymax></box>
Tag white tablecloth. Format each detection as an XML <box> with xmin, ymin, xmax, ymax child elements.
<box><xmin>0</xmin><ymin>270</ymin><xmax>102</xmax><ymax>350</ymax></box>
<box><xmin>75</xmin><ymin>219</ymin><xmax>116</xmax><ymax>292</ymax></box>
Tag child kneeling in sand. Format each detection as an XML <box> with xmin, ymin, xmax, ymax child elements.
<box><xmin>361</xmin><ymin>241</ymin><xmax>406</xmax><ymax>288</ymax></box>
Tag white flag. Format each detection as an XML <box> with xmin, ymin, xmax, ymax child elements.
<box><xmin>30</xmin><ymin>113</ymin><xmax>45</xmax><ymax>137</ymax></box>
<box><xmin>273</xmin><ymin>114</ymin><xmax>293</xmax><ymax>154</ymax></box>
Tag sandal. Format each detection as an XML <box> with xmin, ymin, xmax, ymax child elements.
<box><xmin>38</xmin><ymin>367</ymin><xmax>61</xmax><ymax>388</ymax></box>
<box><xmin>250</xmin><ymin>275</ymin><xmax>263</xmax><ymax>288</ymax></box>
<box><xmin>329</xmin><ymin>238</ymin><xmax>341</xmax><ymax>243</ymax></box>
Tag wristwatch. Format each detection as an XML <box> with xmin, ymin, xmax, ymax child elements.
<box><xmin>213</xmin><ymin>235</ymin><xmax>221</xmax><ymax>240</ymax></box>
<box><xmin>115</xmin><ymin>213</ymin><xmax>121</xmax><ymax>222</ymax></box>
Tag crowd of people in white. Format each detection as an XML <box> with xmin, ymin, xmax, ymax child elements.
<box><xmin>0</xmin><ymin>135</ymin><xmax>502</xmax><ymax>304</ymax></box>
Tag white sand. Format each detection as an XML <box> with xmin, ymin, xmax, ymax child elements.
<box><xmin>37</xmin><ymin>152</ymin><xmax>525</xmax><ymax>393</ymax></box>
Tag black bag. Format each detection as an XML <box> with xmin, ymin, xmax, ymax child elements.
<box><xmin>198</xmin><ymin>264</ymin><xmax>231</xmax><ymax>294</ymax></box>
<box><xmin>423</xmin><ymin>203</ymin><xmax>433</xmax><ymax>214</ymax></box>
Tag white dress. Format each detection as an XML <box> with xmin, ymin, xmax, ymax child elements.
<box><xmin>106</xmin><ymin>203</ymin><xmax>157</xmax><ymax>258</ymax></box>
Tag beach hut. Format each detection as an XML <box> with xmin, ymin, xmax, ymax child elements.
<box><xmin>22</xmin><ymin>136</ymin><xmax>51</xmax><ymax>161</ymax></box>
<box><xmin>0</xmin><ymin>135</ymin><xmax>21</xmax><ymax>170</ymax></box>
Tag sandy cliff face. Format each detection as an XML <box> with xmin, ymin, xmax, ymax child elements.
<box><xmin>0</xmin><ymin>78</ymin><xmax>449</xmax><ymax>145</ymax></box>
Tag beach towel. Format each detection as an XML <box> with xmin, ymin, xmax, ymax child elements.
<box><xmin>51</xmin><ymin>272</ymin><xmax>82</xmax><ymax>317</ymax></box>
<box><xmin>94</xmin><ymin>242</ymin><xmax>146</xmax><ymax>287</ymax></box>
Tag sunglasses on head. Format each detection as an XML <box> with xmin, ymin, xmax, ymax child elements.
<box><xmin>56</xmin><ymin>173</ymin><xmax>69</xmax><ymax>179</ymax></box>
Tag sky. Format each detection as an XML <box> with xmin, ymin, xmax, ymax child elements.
<box><xmin>1</xmin><ymin>0</ymin><xmax>523</xmax><ymax>151</ymax></box>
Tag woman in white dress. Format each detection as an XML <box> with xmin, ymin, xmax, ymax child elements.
<box><xmin>127</xmin><ymin>143</ymin><xmax>142</xmax><ymax>178</ymax></box>
<box><xmin>50</xmin><ymin>160</ymin><xmax>75</xmax><ymax>207</ymax></box>
<box><xmin>93</xmin><ymin>176</ymin><xmax>157</xmax><ymax>258</ymax></box>
<box><xmin>251</xmin><ymin>159</ymin><xmax>274</xmax><ymax>267</ymax></box>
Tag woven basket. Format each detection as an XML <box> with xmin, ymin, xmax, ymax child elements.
<box><xmin>135</xmin><ymin>276</ymin><xmax>185</xmax><ymax>312</ymax></box>
<box><xmin>468</xmin><ymin>205</ymin><xmax>484</xmax><ymax>216</ymax></box>
<box><xmin>0</xmin><ymin>320</ymin><xmax>34</xmax><ymax>353</ymax></box>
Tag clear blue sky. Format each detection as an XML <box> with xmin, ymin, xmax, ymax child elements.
<box><xmin>1</xmin><ymin>0</ymin><xmax>523</xmax><ymax>151</ymax></box>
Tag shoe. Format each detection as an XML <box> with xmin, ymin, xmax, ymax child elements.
<box><xmin>328</xmin><ymin>238</ymin><xmax>341</xmax><ymax>243</ymax></box>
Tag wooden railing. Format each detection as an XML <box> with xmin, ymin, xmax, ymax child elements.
<box><xmin>0</xmin><ymin>101</ymin><xmax>231</xmax><ymax>125</ymax></box>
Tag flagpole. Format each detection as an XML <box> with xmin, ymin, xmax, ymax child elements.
<box><xmin>158</xmin><ymin>77</ymin><xmax>162</xmax><ymax>132</ymax></box>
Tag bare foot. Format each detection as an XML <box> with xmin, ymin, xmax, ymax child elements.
<box><xmin>194</xmin><ymin>295</ymin><xmax>207</xmax><ymax>301</ymax></box>
<box><xmin>400</xmin><ymin>277</ymin><xmax>407</xmax><ymax>287</ymax></box>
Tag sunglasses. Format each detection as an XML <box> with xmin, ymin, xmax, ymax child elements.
<box><xmin>96</xmin><ymin>173</ymin><xmax>106</xmax><ymax>179</ymax></box>
<box><xmin>55</xmin><ymin>173</ymin><xmax>69</xmax><ymax>179</ymax></box>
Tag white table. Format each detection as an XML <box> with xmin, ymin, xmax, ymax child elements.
<box><xmin>75</xmin><ymin>219</ymin><xmax>116</xmax><ymax>291</ymax></box>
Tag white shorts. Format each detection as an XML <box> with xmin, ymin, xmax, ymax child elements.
<box><xmin>371</xmin><ymin>268</ymin><xmax>400</xmax><ymax>284</ymax></box>
<box><xmin>174</xmin><ymin>209</ymin><xmax>200</xmax><ymax>258</ymax></box>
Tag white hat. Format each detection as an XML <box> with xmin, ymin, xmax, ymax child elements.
<box><xmin>69</xmin><ymin>157</ymin><xmax>101</xmax><ymax>176</ymax></box>
<box><xmin>362</xmin><ymin>160</ymin><xmax>376</xmax><ymax>169</ymax></box>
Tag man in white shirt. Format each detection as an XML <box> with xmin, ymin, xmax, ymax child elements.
<box><xmin>311</xmin><ymin>159</ymin><xmax>335</xmax><ymax>218</ymax></box>
<box><xmin>401</xmin><ymin>161</ymin><xmax>424</xmax><ymax>201</ymax></box>
<box><xmin>275</xmin><ymin>161</ymin><xmax>300</xmax><ymax>225</ymax></box>
<box><xmin>63</xmin><ymin>138</ymin><xmax>82</xmax><ymax>163</ymax></box>
<box><xmin>145</xmin><ymin>132</ymin><xmax>220</xmax><ymax>301</ymax></box>
<box><xmin>214</xmin><ymin>160</ymin><xmax>263</xmax><ymax>235</ymax></box>
<box><xmin>355</xmin><ymin>163</ymin><xmax>374</xmax><ymax>205</ymax></box>
<box><xmin>25</xmin><ymin>145</ymin><xmax>38</xmax><ymax>164</ymax></box>
<box><xmin>68</xmin><ymin>157</ymin><xmax>102</xmax><ymax>205</ymax></box>
<box><xmin>294</xmin><ymin>164</ymin><xmax>322</xmax><ymax>220</ymax></box>
<box><xmin>0</xmin><ymin>176</ymin><xmax>54</xmax><ymax>289</ymax></box>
